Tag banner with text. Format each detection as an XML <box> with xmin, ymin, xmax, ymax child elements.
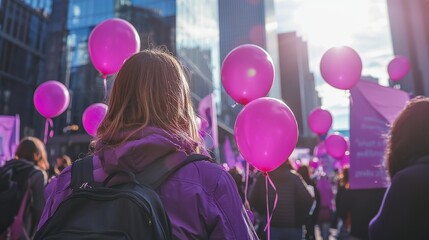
<box><xmin>349</xmin><ymin>80</ymin><xmax>409</xmax><ymax>189</ymax></box>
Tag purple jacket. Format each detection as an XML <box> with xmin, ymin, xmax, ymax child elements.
<box><xmin>39</xmin><ymin>127</ymin><xmax>257</xmax><ymax>239</ymax></box>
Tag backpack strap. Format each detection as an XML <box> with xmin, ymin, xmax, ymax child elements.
<box><xmin>71</xmin><ymin>154</ymin><xmax>211</xmax><ymax>190</ymax></box>
<box><xmin>9</xmin><ymin>188</ymin><xmax>30</xmax><ymax>240</ymax></box>
<box><xmin>71</xmin><ymin>156</ymin><xmax>94</xmax><ymax>191</ymax></box>
<box><xmin>137</xmin><ymin>154</ymin><xmax>211</xmax><ymax>189</ymax></box>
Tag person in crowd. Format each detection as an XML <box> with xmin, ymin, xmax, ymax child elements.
<box><xmin>228</xmin><ymin>166</ymin><xmax>245</xmax><ymax>203</ymax></box>
<box><xmin>0</xmin><ymin>137</ymin><xmax>48</xmax><ymax>239</ymax></box>
<box><xmin>250</xmin><ymin>159</ymin><xmax>314</xmax><ymax>240</ymax></box>
<box><xmin>38</xmin><ymin>49</ymin><xmax>257</xmax><ymax>239</ymax></box>
<box><xmin>335</xmin><ymin>166</ymin><xmax>350</xmax><ymax>239</ymax></box>
<box><xmin>53</xmin><ymin>155</ymin><xmax>71</xmax><ymax>175</ymax></box>
<box><xmin>297</xmin><ymin>165</ymin><xmax>320</xmax><ymax>240</ymax></box>
<box><xmin>369</xmin><ymin>97</ymin><xmax>429</xmax><ymax>240</ymax></box>
<box><xmin>316</xmin><ymin>172</ymin><xmax>334</xmax><ymax>240</ymax></box>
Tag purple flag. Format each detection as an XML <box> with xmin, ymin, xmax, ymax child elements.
<box><xmin>223</xmin><ymin>137</ymin><xmax>236</xmax><ymax>168</ymax></box>
<box><xmin>235</xmin><ymin>153</ymin><xmax>245</xmax><ymax>172</ymax></box>
<box><xmin>349</xmin><ymin>80</ymin><xmax>409</xmax><ymax>189</ymax></box>
<box><xmin>198</xmin><ymin>93</ymin><xmax>219</xmax><ymax>149</ymax></box>
<box><xmin>0</xmin><ymin>115</ymin><xmax>20</xmax><ymax>165</ymax></box>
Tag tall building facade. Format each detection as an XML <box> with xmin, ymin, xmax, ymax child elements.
<box><xmin>218</xmin><ymin>0</ymin><xmax>281</xmax><ymax>157</ymax></box>
<box><xmin>278</xmin><ymin>32</ymin><xmax>320</xmax><ymax>148</ymax></box>
<box><xmin>0</xmin><ymin>0</ymin><xmax>52</xmax><ymax>137</ymax></box>
<box><xmin>46</xmin><ymin>0</ymin><xmax>220</xmax><ymax>160</ymax></box>
<box><xmin>387</xmin><ymin>0</ymin><xmax>429</xmax><ymax>96</ymax></box>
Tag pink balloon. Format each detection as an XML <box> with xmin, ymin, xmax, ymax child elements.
<box><xmin>320</xmin><ymin>46</ymin><xmax>362</xmax><ymax>90</ymax></box>
<box><xmin>340</xmin><ymin>151</ymin><xmax>350</xmax><ymax>167</ymax></box>
<box><xmin>325</xmin><ymin>133</ymin><xmax>348</xmax><ymax>159</ymax></box>
<box><xmin>82</xmin><ymin>103</ymin><xmax>108</xmax><ymax>137</ymax></box>
<box><xmin>308</xmin><ymin>107</ymin><xmax>332</xmax><ymax>135</ymax></box>
<box><xmin>222</xmin><ymin>44</ymin><xmax>274</xmax><ymax>105</ymax></box>
<box><xmin>388</xmin><ymin>56</ymin><xmax>411</xmax><ymax>82</ymax></box>
<box><xmin>310</xmin><ymin>158</ymin><xmax>319</xmax><ymax>169</ymax></box>
<box><xmin>234</xmin><ymin>98</ymin><xmax>299</xmax><ymax>172</ymax></box>
<box><xmin>34</xmin><ymin>81</ymin><xmax>70</xmax><ymax>118</ymax></box>
<box><xmin>88</xmin><ymin>18</ymin><xmax>140</xmax><ymax>76</ymax></box>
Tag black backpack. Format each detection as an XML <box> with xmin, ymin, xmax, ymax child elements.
<box><xmin>0</xmin><ymin>160</ymin><xmax>37</xmax><ymax>236</ymax></box>
<box><xmin>35</xmin><ymin>154</ymin><xmax>210</xmax><ymax>240</ymax></box>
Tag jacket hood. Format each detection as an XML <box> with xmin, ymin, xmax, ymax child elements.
<box><xmin>95</xmin><ymin>127</ymin><xmax>200</xmax><ymax>174</ymax></box>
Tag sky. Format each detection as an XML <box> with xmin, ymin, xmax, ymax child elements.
<box><xmin>274</xmin><ymin>0</ymin><xmax>394</xmax><ymax>130</ymax></box>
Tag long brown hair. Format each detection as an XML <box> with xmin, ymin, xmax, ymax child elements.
<box><xmin>385</xmin><ymin>97</ymin><xmax>429</xmax><ymax>178</ymax></box>
<box><xmin>95</xmin><ymin>49</ymin><xmax>201</xmax><ymax>150</ymax></box>
<box><xmin>15</xmin><ymin>137</ymin><xmax>49</xmax><ymax>171</ymax></box>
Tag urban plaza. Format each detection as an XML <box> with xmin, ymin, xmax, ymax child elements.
<box><xmin>0</xmin><ymin>0</ymin><xmax>428</xmax><ymax>239</ymax></box>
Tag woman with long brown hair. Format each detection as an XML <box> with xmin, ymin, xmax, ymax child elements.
<box><xmin>369</xmin><ymin>97</ymin><xmax>429</xmax><ymax>239</ymax></box>
<box><xmin>0</xmin><ymin>137</ymin><xmax>48</xmax><ymax>239</ymax></box>
<box><xmin>39</xmin><ymin>49</ymin><xmax>257</xmax><ymax>239</ymax></box>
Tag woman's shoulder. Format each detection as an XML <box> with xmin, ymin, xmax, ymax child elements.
<box><xmin>393</xmin><ymin>162</ymin><xmax>429</xmax><ymax>188</ymax></box>
<box><xmin>168</xmin><ymin>160</ymin><xmax>232</xmax><ymax>193</ymax></box>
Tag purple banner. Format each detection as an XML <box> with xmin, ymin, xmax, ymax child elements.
<box><xmin>198</xmin><ymin>93</ymin><xmax>219</xmax><ymax>149</ymax></box>
<box><xmin>223</xmin><ymin>137</ymin><xmax>236</xmax><ymax>168</ymax></box>
<box><xmin>0</xmin><ymin>115</ymin><xmax>20</xmax><ymax>165</ymax></box>
<box><xmin>349</xmin><ymin>80</ymin><xmax>409</xmax><ymax>189</ymax></box>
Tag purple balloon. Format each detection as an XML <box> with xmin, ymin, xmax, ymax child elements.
<box><xmin>82</xmin><ymin>103</ymin><xmax>108</xmax><ymax>137</ymax></box>
<box><xmin>325</xmin><ymin>133</ymin><xmax>348</xmax><ymax>159</ymax></box>
<box><xmin>88</xmin><ymin>18</ymin><xmax>140</xmax><ymax>76</ymax></box>
<box><xmin>388</xmin><ymin>56</ymin><xmax>411</xmax><ymax>82</ymax></box>
<box><xmin>34</xmin><ymin>81</ymin><xmax>70</xmax><ymax>118</ymax></box>
<box><xmin>234</xmin><ymin>98</ymin><xmax>299</xmax><ymax>172</ymax></box>
<box><xmin>308</xmin><ymin>107</ymin><xmax>332</xmax><ymax>135</ymax></box>
<box><xmin>222</xmin><ymin>44</ymin><xmax>274</xmax><ymax>105</ymax></box>
<box><xmin>314</xmin><ymin>141</ymin><xmax>327</xmax><ymax>157</ymax></box>
<box><xmin>320</xmin><ymin>46</ymin><xmax>362</xmax><ymax>90</ymax></box>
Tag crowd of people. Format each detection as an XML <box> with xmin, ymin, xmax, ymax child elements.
<box><xmin>1</xmin><ymin>49</ymin><xmax>428</xmax><ymax>239</ymax></box>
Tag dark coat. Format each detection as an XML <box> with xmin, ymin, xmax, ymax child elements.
<box><xmin>250</xmin><ymin>164</ymin><xmax>314</xmax><ymax>229</ymax></box>
<box><xmin>369</xmin><ymin>156</ymin><xmax>429</xmax><ymax>240</ymax></box>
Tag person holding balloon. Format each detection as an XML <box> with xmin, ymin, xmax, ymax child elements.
<box><xmin>250</xmin><ymin>160</ymin><xmax>314</xmax><ymax>240</ymax></box>
<box><xmin>38</xmin><ymin>49</ymin><xmax>258</xmax><ymax>239</ymax></box>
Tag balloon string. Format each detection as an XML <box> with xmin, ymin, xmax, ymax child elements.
<box><xmin>43</xmin><ymin>118</ymin><xmax>53</xmax><ymax>144</ymax></box>
<box><xmin>264</xmin><ymin>172</ymin><xmax>278</xmax><ymax>239</ymax></box>
<box><xmin>48</xmin><ymin>119</ymin><xmax>54</xmax><ymax>138</ymax></box>
<box><xmin>244</xmin><ymin>162</ymin><xmax>250</xmax><ymax>205</ymax></box>
<box><xmin>103</xmin><ymin>76</ymin><xmax>107</xmax><ymax>101</ymax></box>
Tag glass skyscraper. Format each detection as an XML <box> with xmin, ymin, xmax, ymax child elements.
<box><xmin>0</xmin><ymin>0</ymin><xmax>52</xmax><ymax>136</ymax></box>
<box><xmin>46</xmin><ymin>0</ymin><xmax>220</xmax><ymax>160</ymax></box>
<box><xmin>218</xmin><ymin>0</ymin><xmax>280</xmax><ymax>129</ymax></box>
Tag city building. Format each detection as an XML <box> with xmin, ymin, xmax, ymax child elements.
<box><xmin>386</xmin><ymin>0</ymin><xmax>429</xmax><ymax>96</ymax></box>
<box><xmin>0</xmin><ymin>0</ymin><xmax>52</xmax><ymax>137</ymax></box>
<box><xmin>45</xmin><ymin>0</ymin><xmax>221</xmax><ymax>161</ymax></box>
<box><xmin>277</xmin><ymin>31</ymin><xmax>320</xmax><ymax>148</ymax></box>
<box><xmin>218</xmin><ymin>0</ymin><xmax>281</xmax><ymax>159</ymax></box>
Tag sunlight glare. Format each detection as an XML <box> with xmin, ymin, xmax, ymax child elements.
<box><xmin>293</xmin><ymin>0</ymin><xmax>371</xmax><ymax>47</ymax></box>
